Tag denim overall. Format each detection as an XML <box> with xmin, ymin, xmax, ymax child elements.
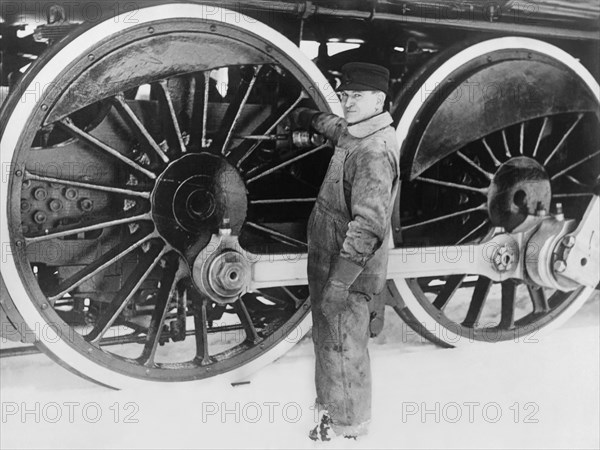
<box><xmin>307</xmin><ymin>112</ymin><xmax>399</xmax><ymax>436</ymax></box>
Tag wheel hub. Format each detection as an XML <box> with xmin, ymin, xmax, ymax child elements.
<box><xmin>192</xmin><ymin>231</ymin><xmax>252</xmax><ymax>305</ymax></box>
<box><xmin>488</xmin><ymin>157</ymin><xmax>551</xmax><ymax>231</ymax></box>
<box><xmin>151</xmin><ymin>153</ymin><xmax>247</xmax><ymax>252</ymax></box>
<box><xmin>207</xmin><ymin>249</ymin><xmax>251</xmax><ymax>302</ymax></box>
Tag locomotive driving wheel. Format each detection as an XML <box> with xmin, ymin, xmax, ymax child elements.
<box><xmin>392</xmin><ymin>37</ymin><xmax>599</xmax><ymax>346</ymax></box>
<box><xmin>0</xmin><ymin>4</ymin><xmax>342</xmax><ymax>388</ymax></box>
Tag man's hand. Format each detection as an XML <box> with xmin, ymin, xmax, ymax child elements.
<box><xmin>289</xmin><ymin>107</ymin><xmax>319</xmax><ymax>130</ymax></box>
<box><xmin>321</xmin><ymin>279</ymin><xmax>351</xmax><ymax>317</ymax></box>
<box><xmin>320</xmin><ymin>256</ymin><xmax>364</xmax><ymax>317</ymax></box>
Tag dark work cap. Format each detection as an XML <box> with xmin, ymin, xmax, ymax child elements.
<box><xmin>337</xmin><ymin>62</ymin><xmax>390</xmax><ymax>95</ymax></box>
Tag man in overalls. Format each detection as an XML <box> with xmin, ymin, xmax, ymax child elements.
<box><xmin>293</xmin><ymin>62</ymin><xmax>400</xmax><ymax>441</ymax></box>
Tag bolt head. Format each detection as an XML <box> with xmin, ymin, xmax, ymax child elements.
<box><xmin>553</xmin><ymin>260</ymin><xmax>567</xmax><ymax>273</ymax></box>
<box><xmin>563</xmin><ymin>235</ymin><xmax>576</xmax><ymax>248</ymax></box>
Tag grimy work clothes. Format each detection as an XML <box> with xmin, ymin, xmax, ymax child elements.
<box><xmin>303</xmin><ymin>109</ymin><xmax>399</xmax><ymax>436</ymax></box>
<box><xmin>307</xmin><ymin>110</ymin><xmax>400</xmax><ymax>297</ymax></box>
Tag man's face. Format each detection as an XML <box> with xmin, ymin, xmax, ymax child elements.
<box><xmin>338</xmin><ymin>90</ymin><xmax>383</xmax><ymax>124</ymax></box>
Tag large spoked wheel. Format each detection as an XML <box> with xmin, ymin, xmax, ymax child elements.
<box><xmin>393</xmin><ymin>37</ymin><xmax>598</xmax><ymax>346</ymax></box>
<box><xmin>0</xmin><ymin>4</ymin><xmax>342</xmax><ymax>388</ymax></box>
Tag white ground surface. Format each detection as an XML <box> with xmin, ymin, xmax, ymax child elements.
<box><xmin>1</xmin><ymin>292</ymin><xmax>598</xmax><ymax>450</ymax></box>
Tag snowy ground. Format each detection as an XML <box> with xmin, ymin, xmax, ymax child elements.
<box><xmin>1</xmin><ymin>292</ymin><xmax>598</xmax><ymax>450</ymax></box>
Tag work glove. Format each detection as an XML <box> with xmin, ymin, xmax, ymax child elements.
<box><xmin>289</xmin><ymin>107</ymin><xmax>320</xmax><ymax>130</ymax></box>
<box><xmin>320</xmin><ymin>255</ymin><xmax>364</xmax><ymax>317</ymax></box>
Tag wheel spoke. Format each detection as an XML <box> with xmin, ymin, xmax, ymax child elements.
<box><xmin>250</xmin><ymin>197</ymin><xmax>316</xmax><ymax>205</ymax></box>
<box><xmin>237</xmin><ymin>91</ymin><xmax>305</xmax><ymax>167</ymax></box>
<box><xmin>565</xmin><ymin>175</ymin><xmax>589</xmax><ymax>187</ymax></box>
<box><xmin>550</xmin><ymin>149</ymin><xmax>600</xmax><ymax>180</ymax></box>
<box><xmin>193</xmin><ymin>294</ymin><xmax>212</xmax><ymax>365</ymax></box>
<box><xmin>25</xmin><ymin>212</ymin><xmax>152</xmax><ymax>244</ymax></box>
<box><xmin>544</xmin><ymin>113</ymin><xmax>584</xmax><ymax>165</ymax></box>
<box><xmin>201</xmin><ymin>71</ymin><xmax>211</xmax><ymax>149</ymax></box>
<box><xmin>137</xmin><ymin>256</ymin><xmax>182</xmax><ymax>366</ymax></box>
<box><xmin>158</xmin><ymin>80</ymin><xmax>187</xmax><ymax>153</ymax></box>
<box><xmin>246</xmin><ymin>143</ymin><xmax>329</xmax><ymax>184</ymax></box>
<box><xmin>221</xmin><ymin>65</ymin><xmax>262</xmax><ymax>156</ymax></box>
<box><xmin>280</xmin><ymin>286</ymin><xmax>304</xmax><ymax>309</ymax></box>
<box><xmin>112</xmin><ymin>93</ymin><xmax>169</xmax><ymax>164</ymax></box>
<box><xmin>456</xmin><ymin>151</ymin><xmax>493</xmax><ymax>180</ymax></box>
<box><xmin>498</xmin><ymin>280</ymin><xmax>516</xmax><ymax>329</ymax></box>
<box><xmin>462</xmin><ymin>277</ymin><xmax>492</xmax><ymax>328</ymax></box>
<box><xmin>501</xmin><ymin>129</ymin><xmax>511</xmax><ymax>158</ymax></box>
<box><xmin>402</xmin><ymin>204</ymin><xmax>487</xmax><ymax>230</ymax></box>
<box><xmin>553</xmin><ymin>193</ymin><xmax>593</xmax><ymax>198</ymax></box>
<box><xmin>532</xmin><ymin>116</ymin><xmax>548</xmax><ymax>157</ymax></box>
<box><xmin>432</xmin><ymin>275</ymin><xmax>465</xmax><ymax>310</ymax></box>
<box><xmin>246</xmin><ymin>221</ymin><xmax>307</xmax><ymax>248</ymax></box>
<box><xmin>233</xmin><ymin>298</ymin><xmax>261</xmax><ymax>345</ymax></box>
<box><xmin>519</xmin><ymin>122</ymin><xmax>525</xmax><ymax>155</ymax></box>
<box><xmin>57</xmin><ymin>119</ymin><xmax>157</xmax><ymax>180</ymax></box>
<box><xmin>456</xmin><ymin>219</ymin><xmax>489</xmax><ymax>244</ymax></box>
<box><xmin>86</xmin><ymin>243</ymin><xmax>169</xmax><ymax>343</ymax></box>
<box><xmin>25</xmin><ymin>171</ymin><xmax>151</xmax><ymax>199</ymax></box>
<box><xmin>528</xmin><ymin>285</ymin><xmax>549</xmax><ymax>314</ymax></box>
<box><xmin>481</xmin><ymin>137</ymin><xmax>502</xmax><ymax>167</ymax></box>
<box><xmin>416</xmin><ymin>177</ymin><xmax>488</xmax><ymax>195</ymax></box>
<box><xmin>237</xmin><ymin>134</ymin><xmax>285</xmax><ymax>141</ymax></box>
<box><xmin>185</xmin><ymin>75</ymin><xmax>197</xmax><ymax>132</ymax></box>
<box><xmin>48</xmin><ymin>231</ymin><xmax>156</xmax><ymax>301</ymax></box>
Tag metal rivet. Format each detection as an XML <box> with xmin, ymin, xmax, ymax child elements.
<box><xmin>260</xmin><ymin>344</ymin><xmax>265</xmax><ymax>349</ymax></box>
<box><xmin>487</xmin><ymin>56</ymin><xmax>492</xmax><ymax>63</ymax></box>
<box><xmin>64</xmin><ymin>188</ymin><xmax>78</xmax><ymax>200</ymax></box>
<box><xmin>79</xmin><ymin>198</ymin><xmax>93</xmax><ymax>212</ymax></box>
<box><xmin>148</xmin><ymin>26</ymin><xmax>154</xmax><ymax>34</ymax></box>
<box><xmin>303</xmin><ymin>303</ymin><xmax>309</xmax><ymax>309</ymax></box>
<box><xmin>15</xmin><ymin>169</ymin><xmax>23</xmax><ymax>177</ymax></box>
<box><xmin>88</xmin><ymin>54</ymin><xmax>95</xmax><ymax>61</ymax></box>
<box><xmin>41</xmin><ymin>104</ymin><xmax>48</xmax><ymax>111</ymax></box>
<box><xmin>41</xmin><ymin>303</ymin><xmax>48</xmax><ymax>310</ymax></box>
<box><xmin>34</xmin><ymin>211</ymin><xmax>48</xmax><ymax>224</ymax></box>
<box><xmin>210</xmin><ymin>24</ymin><xmax>216</xmax><ymax>32</ymax></box>
<box><xmin>88</xmin><ymin>347</ymin><xmax>93</xmax><ymax>353</ymax></box>
<box><xmin>33</xmin><ymin>188</ymin><xmax>48</xmax><ymax>201</ymax></box>
<box><xmin>15</xmin><ymin>240</ymin><xmax>23</xmax><ymax>248</ymax></box>
<box><xmin>145</xmin><ymin>369</ymin><xmax>150</xmax><ymax>374</ymax></box>
<box><xmin>266</xmin><ymin>45</ymin><xmax>273</xmax><ymax>53</ymax></box>
<box><xmin>20</xmin><ymin>200</ymin><xmax>31</xmax><ymax>212</ymax></box>
<box><xmin>49</xmin><ymin>199</ymin><xmax>63</xmax><ymax>212</ymax></box>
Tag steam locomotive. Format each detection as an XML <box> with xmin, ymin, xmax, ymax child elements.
<box><xmin>1</xmin><ymin>0</ymin><xmax>598</xmax><ymax>388</ymax></box>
